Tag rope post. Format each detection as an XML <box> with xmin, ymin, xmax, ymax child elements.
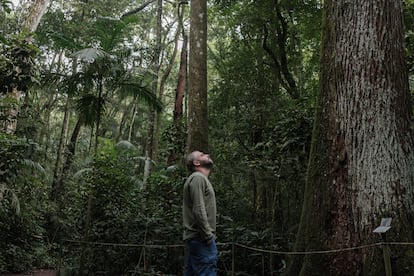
<box><xmin>58</xmin><ymin>241</ymin><xmax>63</xmax><ymax>276</ymax></box>
<box><xmin>373</xmin><ymin>218</ymin><xmax>392</xmax><ymax>276</ymax></box>
<box><xmin>261</xmin><ymin>253</ymin><xmax>265</xmax><ymax>276</ymax></box>
<box><xmin>382</xmin><ymin>236</ymin><xmax>392</xmax><ymax>276</ymax></box>
<box><xmin>231</xmin><ymin>242</ymin><xmax>235</xmax><ymax>276</ymax></box>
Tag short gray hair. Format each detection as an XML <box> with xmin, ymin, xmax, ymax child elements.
<box><xmin>186</xmin><ymin>151</ymin><xmax>202</xmax><ymax>172</ymax></box>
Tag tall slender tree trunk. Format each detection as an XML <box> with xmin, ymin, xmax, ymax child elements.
<box><xmin>287</xmin><ymin>1</ymin><xmax>414</xmax><ymax>275</ymax></box>
<box><xmin>153</xmin><ymin>22</ymin><xmax>180</xmax><ymax>163</ymax></box>
<box><xmin>116</xmin><ymin>100</ymin><xmax>133</xmax><ymax>141</ymax></box>
<box><xmin>168</xmin><ymin>26</ymin><xmax>188</xmax><ymax>165</ymax></box>
<box><xmin>173</xmin><ymin>34</ymin><xmax>187</xmax><ymax>122</ymax></box>
<box><xmin>51</xmin><ymin>57</ymin><xmax>76</xmax><ymax>203</ymax></box>
<box><xmin>61</xmin><ymin>118</ymin><xmax>82</xmax><ymax>178</ymax></box>
<box><xmin>174</xmin><ymin>2</ymin><xmax>187</xmax><ymax>123</ymax></box>
<box><xmin>187</xmin><ymin>0</ymin><xmax>208</xmax><ymax>153</ymax></box>
<box><xmin>50</xmin><ymin>95</ymin><xmax>70</xmax><ymax>202</ymax></box>
<box><xmin>143</xmin><ymin>0</ymin><xmax>163</xmax><ymax>187</ymax></box>
<box><xmin>128</xmin><ymin>103</ymin><xmax>137</xmax><ymax>142</ymax></box>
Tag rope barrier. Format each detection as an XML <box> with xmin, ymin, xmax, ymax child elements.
<box><xmin>61</xmin><ymin>239</ymin><xmax>414</xmax><ymax>256</ymax></box>
<box><xmin>62</xmin><ymin>239</ymin><xmax>184</xmax><ymax>248</ymax></box>
<box><xmin>233</xmin><ymin>242</ymin><xmax>382</xmax><ymax>255</ymax></box>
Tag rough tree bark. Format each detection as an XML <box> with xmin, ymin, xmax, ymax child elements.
<box><xmin>286</xmin><ymin>1</ymin><xmax>414</xmax><ymax>276</ymax></box>
<box><xmin>187</xmin><ymin>0</ymin><xmax>208</xmax><ymax>153</ymax></box>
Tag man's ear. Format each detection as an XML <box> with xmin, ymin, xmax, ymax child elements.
<box><xmin>193</xmin><ymin>160</ymin><xmax>200</xmax><ymax>167</ymax></box>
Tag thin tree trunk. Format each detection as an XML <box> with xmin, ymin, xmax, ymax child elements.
<box><xmin>167</xmin><ymin>3</ymin><xmax>188</xmax><ymax>165</ymax></box>
<box><xmin>50</xmin><ymin>94</ymin><xmax>70</xmax><ymax>202</ymax></box>
<box><xmin>187</xmin><ymin>0</ymin><xmax>208</xmax><ymax>153</ymax></box>
<box><xmin>51</xmin><ymin>57</ymin><xmax>76</xmax><ymax>203</ymax></box>
<box><xmin>287</xmin><ymin>1</ymin><xmax>414</xmax><ymax>275</ymax></box>
<box><xmin>153</xmin><ymin>19</ymin><xmax>181</xmax><ymax>163</ymax></box>
<box><xmin>143</xmin><ymin>0</ymin><xmax>163</xmax><ymax>187</ymax></box>
<box><xmin>117</xmin><ymin>100</ymin><xmax>133</xmax><ymax>142</ymax></box>
<box><xmin>60</xmin><ymin>117</ymin><xmax>82</xmax><ymax>182</ymax></box>
<box><xmin>173</xmin><ymin>3</ymin><xmax>187</xmax><ymax>122</ymax></box>
<box><xmin>173</xmin><ymin>35</ymin><xmax>187</xmax><ymax>121</ymax></box>
<box><xmin>94</xmin><ymin>78</ymin><xmax>103</xmax><ymax>155</ymax></box>
<box><xmin>128</xmin><ymin>103</ymin><xmax>137</xmax><ymax>142</ymax></box>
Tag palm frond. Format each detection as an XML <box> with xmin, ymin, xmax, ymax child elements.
<box><xmin>115</xmin><ymin>140</ymin><xmax>136</xmax><ymax>150</ymax></box>
<box><xmin>70</xmin><ymin>48</ymin><xmax>111</xmax><ymax>62</ymax></box>
<box><xmin>19</xmin><ymin>159</ymin><xmax>46</xmax><ymax>177</ymax></box>
<box><xmin>48</xmin><ymin>32</ymin><xmax>84</xmax><ymax>50</ymax></box>
<box><xmin>119</xmin><ymin>82</ymin><xmax>163</xmax><ymax>111</ymax></box>
<box><xmin>75</xmin><ymin>94</ymin><xmax>106</xmax><ymax>127</ymax></box>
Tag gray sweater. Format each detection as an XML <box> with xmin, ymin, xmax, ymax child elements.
<box><xmin>182</xmin><ymin>171</ymin><xmax>216</xmax><ymax>241</ymax></box>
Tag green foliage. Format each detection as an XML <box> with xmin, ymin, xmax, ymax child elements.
<box><xmin>405</xmin><ymin>0</ymin><xmax>414</xmax><ymax>75</ymax></box>
<box><xmin>208</xmin><ymin>1</ymin><xmax>317</xmax><ymax>266</ymax></box>
<box><xmin>0</xmin><ymin>0</ymin><xmax>11</xmax><ymax>13</ymax></box>
<box><xmin>0</xmin><ymin>33</ymin><xmax>39</xmax><ymax>95</ymax></box>
<box><xmin>3</xmin><ymin>0</ymin><xmax>414</xmax><ymax>274</ymax></box>
<box><xmin>60</xmin><ymin>141</ymin><xmax>185</xmax><ymax>274</ymax></box>
<box><xmin>0</xmin><ymin>134</ymin><xmax>50</xmax><ymax>273</ymax></box>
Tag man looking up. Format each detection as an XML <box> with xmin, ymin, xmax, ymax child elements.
<box><xmin>183</xmin><ymin>151</ymin><xmax>217</xmax><ymax>276</ymax></box>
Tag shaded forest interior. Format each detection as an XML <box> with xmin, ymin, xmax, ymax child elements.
<box><xmin>1</xmin><ymin>0</ymin><xmax>414</xmax><ymax>275</ymax></box>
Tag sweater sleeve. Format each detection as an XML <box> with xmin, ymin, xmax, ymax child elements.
<box><xmin>189</xmin><ymin>175</ymin><xmax>214</xmax><ymax>240</ymax></box>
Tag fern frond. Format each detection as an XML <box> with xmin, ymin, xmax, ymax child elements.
<box><xmin>20</xmin><ymin>159</ymin><xmax>46</xmax><ymax>176</ymax></box>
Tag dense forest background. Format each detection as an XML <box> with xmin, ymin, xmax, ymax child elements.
<box><xmin>1</xmin><ymin>0</ymin><xmax>414</xmax><ymax>275</ymax></box>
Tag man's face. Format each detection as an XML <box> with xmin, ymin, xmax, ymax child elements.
<box><xmin>198</xmin><ymin>152</ymin><xmax>213</xmax><ymax>166</ymax></box>
<box><xmin>194</xmin><ymin>152</ymin><xmax>213</xmax><ymax>176</ymax></box>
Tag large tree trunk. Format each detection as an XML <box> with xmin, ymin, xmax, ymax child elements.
<box><xmin>187</xmin><ymin>0</ymin><xmax>208</xmax><ymax>153</ymax></box>
<box><xmin>287</xmin><ymin>1</ymin><xmax>414</xmax><ymax>276</ymax></box>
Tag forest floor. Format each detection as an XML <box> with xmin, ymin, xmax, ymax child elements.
<box><xmin>0</xmin><ymin>270</ymin><xmax>57</xmax><ymax>276</ymax></box>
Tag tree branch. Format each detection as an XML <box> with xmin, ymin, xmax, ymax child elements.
<box><xmin>275</xmin><ymin>7</ymin><xmax>298</xmax><ymax>99</ymax></box>
<box><xmin>121</xmin><ymin>0</ymin><xmax>156</xmax><ymax>18</ymax></box>
<box><xmin>262</xmin><ymin>24</ymin><xmax>289</xmax><ymax>92</ymax></box>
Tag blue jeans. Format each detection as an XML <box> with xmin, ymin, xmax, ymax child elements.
<box><xmin>184</xmin><ymin>238</ymin><xmax>218</xmax><ymax>276</ymax></box>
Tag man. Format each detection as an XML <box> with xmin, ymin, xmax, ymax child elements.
<box><xmin>183</xmin><ymin>151</ymin><xmax>217</xmax><ymax>276</ymax></box>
